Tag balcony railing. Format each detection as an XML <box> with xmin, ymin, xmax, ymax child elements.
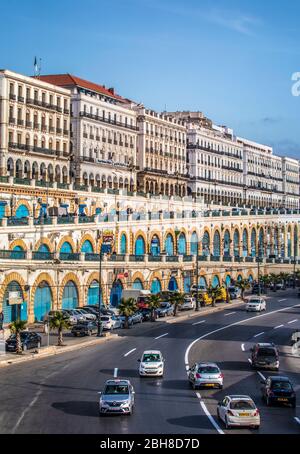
<box><xmin>32</xmin><ymin>251</ymin><xmax>54</xmax><ymax>260</ymax></box>
<box><xmin>57</xmin><ymin>216</ymin><xmax>75</xmax><ymax>224</ymax></box>
<box><xmin>79</xmin><ymin>111</ymin><xmax>139</xmax><ymax>131</ymax></box>
<box><xmin>79</xmin><ymin>215</ymin><xmax>95</xmax><ymax>223</ymax></box>
<box><xmin>0</xmin><ymin>249</ymin><xmax>26</xmax><ymax>259</ymax></box>
<box><xmin>59</xmin><ymin>252</ymin><xmax>80</xmax><ymax>261</ymax></box>
<box><xmin>129</xmin><ymin>255</ymin><xmax>145</xmax><ymax>262</ymax></box>
<box><xmin>166</xmin><ymin>255</ymin><xmax>179</xmax><ymax>262</ymax></box>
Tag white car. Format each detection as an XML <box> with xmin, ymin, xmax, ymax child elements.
<box><xmin>246</xmin><ymin>297</ymin><xmax>266</xmax><ymax>312</ymax></box>
<box><xmin>138</xmin><ymin>350</ymin><xmax>164</xmax><ymax>377</ymax></box>
<box><xmin>180</xmin><ymin>297</ymin><xmax>196</xmax><ymax>310</ymax></box>
<box><xmin>100</xmin><ymin>315</ymin><xmax>122</xmax><ymax>330</ymax></box>
<box><xmin>217</xmin><ymin>395</ymin><xmax>260</xmax><ymax>429</ymax></box>
<box><xmin>76</xmin><ymin>309</ymin><xmax>96</xmax><ymax>321</ymax></box>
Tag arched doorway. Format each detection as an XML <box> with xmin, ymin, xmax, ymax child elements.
<box><xmin>87</xmin><ymin>280</ymin><xmax>102</xmax><ymax>306</ymax></box>
<box><xmin>233</xmin><ymin>230</ymin><xmax>240</xmax><ymax>257</ymax></box>
<box><xmin>168</xmin><ymin>276</ymin><xmax>178</xmax><ymax>291</ymax></box>
<box><xmin>3</xmin><ymin>281</ymin><xmax>27</xmax><ymax>323</ymax></box>
<box><xmin>133</xmin><ymin>279</ymin><xmax>143</xmax><ymax>290</ymax></box>
<box><xmin>120</xmin><ymin>234</ymin><xmax>127</xmax><ymax>254</ymax></box>
<box><xmin>202</xmin><ymin>231</ymin><xmax>210</xmax><ymax>256</ymax></box>
<box><xmin>213</xmin><ymin>231</ymin><xmax>221</xmax><ymax>257</ymax></box>
<box><xmin>177</xmin><ymin>233</ymin><xmax>186</xmax><ymax>255</ymax></box>
<box><xmin>199</xmin><ymin>276</ymin><xmax>207</xmax><ymax>290</ymax></box>
<box><xmin>165</xmin><ymin>234</ymin><xmax>174</xmax><ymax>256</ymax></box>
<box><xmin>223</xmin><ymin>230</ymin><xmax>231</xmax><ymax>257</ymax></box>
<box><xmin>242</xmin><ymin>229</ymin><xmax>248</xmax><ymax>257</ymax></box>
<box><xmin>225</xmin><ymin>275</ymin><xmax>231</xmax><ymax>287</ymax></box>
<box><xmin>62</xmin><ymin>281</ymin><xmax>78</xmax><ymax>310</ymax></box>
<box><xmin>151</xmin><ymin>278</ymin><xmax>162</xmax><ymax>294</ymax></box>
<box><xmin>34</xmin><ymin>282</ymin><xmax>52</xmax><ymax>322</ymax></box>
<box><xmin>190</xmin><ymin>232</ymin><xmax>198</xmax><ymax>256</ymax></box>
<box><xmin>135</xmin><ymin>236</ymin><xmax>145</xmax><ymax>256</ymax></box>
<box><xmin>150</xmin><ymin>235</ymin><xmax>160</xmax><ymax>256</ymax></box>
<box><xmin>110</xmin><ymin>280</ymin><xmax>123</xmax><ymax>307</ymax></box>
<box><xmin>212</xmin><ymin>275</ymin><xmax>220</xmax><ymax>288</ymax></box>
<box><xmin>15</xmin><ymin>204</ymin><xmax>29</xmax><ymax>219</ymax></box>
<box><xmin>251</xmin><ymin>229</ymin><xmax>257</xmax><ymax>257</ymax></box>
<box><xmin>81</xmin><ymin>240</ymin><xmax>93</xmax><ymax>254</ymax></box>
<box><xmin>59</xmin><ymin>241</ymin><xmax>73</xmax><ymax>259</ymax></box>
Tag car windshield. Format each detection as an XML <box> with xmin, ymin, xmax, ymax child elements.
<box><xmin>104</xmin><ymin>385</ymin><xmax>129</xmax><ymax>395</ymax></box>
<box><xmin>230</xmin><ymin>400</ymin><xmax>255</xmax><ymax>410</ymax></box>
<box><xmin>198</xmin><ymin>366</ymin><xmax>220</xmax><ymax>374</ymax></box>
<box><xmin>142</xmin><ymin>353</ymin><xmax>161</xmax><ymax>362</ymax></box>
<box><xmin>160</xmin><ymin>303</ymin><xmax>169</xmax><ymax>308</ymax></box>
<box><xmin>257</xmin><ymin>348</ymin><xmax>276</xmax><ymax>357</ymax></box>
<box><xmin>9</xmin><ymin>333</ymin><xmax>29</xmax><ymax>340</ymax></box>
<box><xmin>101</xmin><ymin>317</ymin><xmax>110</xmax><ymax>321</ymax></box>
<box><xmin>271</xmin><ymin>381</ymin><xmax>292</xmax><ymax>391</ymax></box>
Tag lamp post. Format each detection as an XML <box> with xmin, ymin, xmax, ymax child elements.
<box><xmin>97</xmin><ymin>230</ymin><xmax>103</xmax><ymax>338</ymax></box>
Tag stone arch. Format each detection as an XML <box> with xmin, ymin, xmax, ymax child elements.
<box><xmin>78</xmin><ymin>234</ymin><xmax>96</xmax><ymax>253</ymax></box>
<box><xmin>131</xmin><ymin>271</ymin><xmax>146</xmax><ymax>289</ymax></box>
<box><xmin>14</xmin><ymin>199</ymin><xmax>32</xmax><ymax>217</ymax></box>
<box><xmin>147</xmin><ymin>270</ymin><xmax>164</xmax><ymax>291</ymax></box>
<box><xmin>9</xmin><ymin>239</ymin><xmax>28</xmax><ymax>251</ymax></box>
<box><xmin>0</xmin><ymin>272</ymin><xmax>28</xmax><ymax>312</ymax></box>
<box><xmin>57</xmin><ymin>235</ymin><xmax>76</xmax><ymax>253</ymax></box>
<box><xmin>84</xmin><ymin>271</ymin><xmax>107</xmax><ymax>305</ymax></box>
<box><xmin>118</xmin><ymin>231</ymin><xmax>128</xmax><ymax>254</ymax></box>
<box><xmin>30</xmin><ymin>273</ymin><xmax>56</xmax><ymax>319</ymax></box>
<box><xmin>58</xmin><ymin>272</ymin><xmax>83</xmax><ymax>308</ymax></box>
<box><xmin>34</xmin><ymin>237</ymin><xmax>55</xmax><ymax>253</ymax></box>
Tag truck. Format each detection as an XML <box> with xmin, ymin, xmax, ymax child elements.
<box><xmin>121</xmin><ymin>289</ymin><xmax>151</xmax><ymax>308</ymax></box>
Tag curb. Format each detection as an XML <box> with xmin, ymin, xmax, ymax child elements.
<box><xmin>165</xmin><ymin>300</ymin><xmax>245</xmax><ymax>324</ymax></box>
<box><xmin>0</xmin><ymin>333</ymin><xmax>119</xmax><ymax>368</ymax></box>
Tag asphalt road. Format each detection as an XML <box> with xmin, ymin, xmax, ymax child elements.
<box><xmin>0</xmin><ymin>290</ymin><xmax>299</xmax><ymax>434</ymax></box>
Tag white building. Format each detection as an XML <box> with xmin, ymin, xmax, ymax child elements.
<box><xmin>39</xmin><ymin>74</ymin><xmax>138</xmax><ymax>192</ymax></box>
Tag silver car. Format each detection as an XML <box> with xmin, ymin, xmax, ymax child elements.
<box><xmin>98</xmin><ymin>379</ymin><xmax>135</xmax><ymax>415</ymax></box>
<box><xmin>188</xmin><ymin>362</ymin><xmax>223</xmax><ymax>389</ymax></box>
<box><xmin>217</xmin><ymin>395</ymin><xmax>260</xmax><ymax>429</ymax></box>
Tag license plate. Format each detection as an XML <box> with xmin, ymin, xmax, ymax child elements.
<box><xmin>239</xmin><ymin>412</ymin><xmax>250</xmax><ymax>416</ymax></box>
<box><xmin>205</xmin><ymin>384</ymin><xmax>215</xmax><ymax>387</ymax></box>
<box><xmin>277</xmin><ymin>398</ymin><xmax>288</xmax><ymax>402</ymax></box>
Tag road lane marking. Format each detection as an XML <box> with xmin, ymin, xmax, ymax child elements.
<box><xmin>114</xmin><ymin>368</ymin><xmax>118</xmax><ymax>378</ymax></box>
<box><xmin>288</xmin><ymin>319</ymin><xmax>298</xmax><ymax>324</ymax></box>
<box><xmin>193</xmin><ymin>320</ymin><xmax>206</xmax><ymax>326</ymax></box>
<box><xmin>294</xmin><ymin>417</ymin><xmax>300</xmax><ymax>425</ymax></box>
<box><xmin>155</xmin><ymin>333</ymin><xmax>168</xmax><ymax>340</ymax></box>
<box><xmin>196</xmin><ymin>392</ymin><xmax>224</xmax><ymax>435</ymax></box>
<box><xmin>248</xmin><ymin>358</ymin><xmax>252</xmax><ymax>364</ymax></box>
<box><xmin>124</xmin><ymin>348</ymin><xmax>136</xmax><ymax>357</ymax></box>
<box><xmin>278</xmin><ymin>299</ymin><xmax>287</xmax><ymax>302</ymax></box>
<box><xmin>257</xmin><ymin>371</ymin><xmax>266</xmax><ymax>381</ymax></box>
<box><xmin>254</xmin><ymin>332</ymin><xmax>265</xmax><ymax>338</ymax></box>
<box><xmin>184</xmin><ymin>302</ymin><xmax>300</xmax><ymax>435</ymax></box>
<box><xmin>224</xmin><ymin>312</ymin><xmax>236</xmax><ymax>317</ymax></box>
<box><xmin>274</xmin><ymin>324</ymin><xmax>284</xmax><ymax>329</ymax></box>
<box><xmin>241</xmin><ymin>343</ymin><xmax>245</xmax><ymax>351</ymax></box>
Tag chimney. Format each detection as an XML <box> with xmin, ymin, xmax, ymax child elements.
<box><xmin>108</xmin><ymin>87</ymin><xmax>115</xmax><ymax>95</ymax></box>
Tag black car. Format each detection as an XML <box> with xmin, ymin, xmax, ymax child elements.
<box><xmin>71</xmin><ymin>321</ymin><xmax>98</xmax><ymax>336</ymax></box>
<box><xmin>252</xmin><ymin>284</ymin><xmax>266</xmax><ymax>295</ymax></box>
<box><xmin>261</xmin><ymin>376</ymin><xmax>296</xmax><ymax>408</ymax></box>
<box><xmin>6</xmin><ymin>332</ymin><xmax>42</xmax><ymax>352</ymax></box>
<box><xmin>251</xmin><ymin>343</ymin><xmax>279</xmax><ymax>370</ymax></box>
<box><xmin>139</xmin><ymin>308</ymin><xmax>155</xmax><ymax>322</ymax></box>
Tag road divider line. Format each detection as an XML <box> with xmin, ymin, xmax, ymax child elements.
<box><xmin>193</xmin><ymin>320</ymin><xmax>206</xmax><ymax>326</ymax></box>
<box><xmin>278</xmin><ymin>299</ymin><xmax>287</xmax><ymax>302</ymax></box>
<box><xmin>124</xmin><ymin>348</ymin><xmax>136</xmax><ymax>357</ymax></box>
<box><xmin>241</xmin><ymin>343</ymin><xmax>245</xmax><ymax>351</ymax></box>
<box><xmin>288</xmin><ymin>319</ymin><xmax>298</xmax><ymax>324</ymax></box>
<box><xmin>155</xmin><ymin>333</ymin><xmax>168</xmax><ymax>340</ymax></box>
<box><xmin>274</xmin><ymin>324</ymin><xmax>284</xmax><ymax>329</ymax></box>
<box><xmin>257</xmin><ymin>371</ymin><xmax>266</xmax><ymax>381</ymax></box>
<box><xmin>196</xmin><ymin>392</ymin><xmax>224</xmax><ymax>435</ymax></box>
<box><xmin>114</xmin><ymin>368</ymin><xmax>118</xmax><ymax>378</ymax></box>
<box><xmin>254</xmin><ymin>332</ymin><xmax>265</xmax><ymax>338</ymax></box>
<box><xmin>224</xmin><ymin>312</ymin><xmax>236</xmax><ymax>317</ymax></box>
<box><xmin>294</xmin><ymin>417</ymin><xmax>300</xmax><ymax>425</ymax></box>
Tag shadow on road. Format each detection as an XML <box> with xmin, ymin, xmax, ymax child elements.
<box><xmin>52</xmin><ymin>400</ymin><xmax>98</xmax><ymax>417</ymax></box>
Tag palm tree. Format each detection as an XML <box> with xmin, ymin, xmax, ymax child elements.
<box><xmin>206</xmin><ymin>285</ymin><xmax>223</xmax><ymax>307</ymax></box>
<box><xmin>9</xmin><ymin>319</ymin><xmax>27</xmax><ymax>354</ymax></box>
<box><xmin>169</xmin><ymin>292</ymin><xmax>185</xmax><ymax>316</ymax></box>
<box><xmin>119</xmin><ymin>298</ymin><xmax>137</xmax><ymax>329</ymax></box>
<box><xmin>147</xmin><ymin>294</ymin><xmax>161</xmax><ymax>322</ymax></box>
<box><xmin>235</xmin><ymin>279</ymin><xmax>250</xmax><ymax>301</ymax></box>
<box><xmin>269</xmin><ymin>273</ymin><xmax>280</xmax><ymax>291</ymax></box>
<box><xmin>49</xmin><ymin>311</ymin><xmax>71</xmax><ymax>346</ymax></box>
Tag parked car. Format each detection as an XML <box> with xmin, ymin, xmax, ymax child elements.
<box><xmin>251</xmin><ymin>284</ymin><xmax>266</xmax><ymax>295</ymax></box>
<box><xmin>75</xmin><ymin>308</ymin><xmax>97</xmax><ymax>321</ymax></box>
<box><xmin>98</xmin><ymin>379</ymin><xmax>135</xmax><ymax>415</ymax></box>
<box><xmin>228</xmin><ymin>286</ymin><xmax>241</xmax><ymax>299</ymax></box>
<box><xmin>63</xmin><ymin>309</ymin><xmax>85</xmax><ymax>324</ymax></box>
<box><xmin>138</xmin><ymin>350</ymin><xmax>164</xmax><ymax>377</ymax></box>
<box><xmin>100</xmin><ymin>315</ymin><xmax>122</xmax><ymax>330</ymax></box>
<box><xmin>44</xmin><ymin>310</ymin><xmax>76</xmax><ymax>324</ymax></box>
<box><xmin>139</xmin><ymin>308</ymin><xmax>155</xmax><ymax>321</ymax></box>
<box><xmin>276</xmin><ymin>281</ymin><xmax>286</xmax><ymax>290</ymax></box>
<box><xmin>261</xmin><ymin>376</ymin><xmax>296</xmax><ymax>408</ymax></box>
<box><xmin>188</xmin><ymin>362</ymin><xmax>223</xmax><ymax>389</ymax></box>
<box><xmin>291</xmin><ymin>329</ymin><xmax>300</xmax><ymax>345</ymax></box>
<box><xmin>156</xmin><ymin>302</ymin><xmax>173</xmax><ymax>317</ymax></box>
<box><xmin>180</xmin><ymin>296</ymin><xmax>196</xmax><ymax>310</ymax></box>
<box><xmin>251</xmin><ymin>343</ymin><xmax>279</xmax><ymax>371</ymax></box>
<box><xmin>217</xmin><ymin>395</ymin><xmax>260</xmax><ymax>429</ymax></box>
<box><xmin>246</xmin><ymin>297</ymin><xmax>266</xmax><ymax>312</ymax></box>
<box><xmin>71</xmin><ymin>321</ymin><xmax>98</xmax><ymax>336</ymax></box>
<box><xmin>6</xmin><ymin>331</ymin><xmax>42</xmax><ymax>352</ymax></box>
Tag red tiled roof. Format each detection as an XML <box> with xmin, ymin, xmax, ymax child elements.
<box><xmin>37</xmin><ymin>74</ymin><xmax>126</xmax><ymax>102</ymax></box>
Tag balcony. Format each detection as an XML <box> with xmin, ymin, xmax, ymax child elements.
<box><xmin>0</xmin><ymin>249</ymin><xmax>26</xmax><ymax>259</ymax></box>
<box><xmin>17</xmin><ymin>119</ymin><xmax>24</xmax><ymax>126</ymax></box>
<box><xmin>32</xmin><ymin>251</ymin><xmax>54</xmax><ymax>260</ymax></box>
<box><xmin>33</xmin><ymin>123</ymin><xmax>40</xmax><ymax>130</ymax></box>
<box><xmin>183</xmin><ymin>255</ymin><xmax>193</xmax><ymax>262</ymax></box>
<box><xmin>129</xmin><ymin>255</ymin><xmax>145</xmax><ymax>262</ymax></box>
<box><xmin>56</xmin><ymin>106</ymin><xmax>63</xmax><ymax>113</ymax></box>
<box><xmin>9</xmin><ymin>93</ymin><xmax>16</xmax><ymax>101</ymax></box>
<box><xmin>166</xmin><ymin>255</ymin><xmax>179</xmax><ymax>262</ymax></box>
<box><xmin>85</xmin><ymin>253</ymin><xmax>101</xmax><ymax>262</ymax></box>
<box><xmin>59</xmin><ymin>252</ymin><xmax>80</xmax><ymax>261</ymax></box>
<box><xmin>7</xmin><ymin>217</ymin><xmax>29</xmax><ymax>226</ymax></box>
<box><xmin>148</xmin><ymin>255</ymin><xmax>162</xmax><ymax>262</ymax></box>
<box><xmin>79</xmin><ymin>111</ymin><xmax>139</xmax><ymax>131</ymax></box>
<box><xmin>9</xmin><ymin>117</ymin><xmax>16</xmax><ymax>125</ymax></box>
<box><xmin>56</xmin><ymin>128</ymin><xmax>62</xmax><ymax>134</ymax></box>
<box><xmin>26</xmin><ymin>121</ymin><xmax>32</xmax><ymax>128</ymax></box>
<box><xmin>57</xmin><ymin>216</ymin><xmax>75</xmax><ymax>224</ymax></box>
<box><xmin>79</xmin><ymin>215</ymin><xmax>95</xmax><ymax>223</ymax></box>
<box><xmin>49</xmin><ymin>126</ymin><xmax>55</xmax><ymax>133</ymax></box>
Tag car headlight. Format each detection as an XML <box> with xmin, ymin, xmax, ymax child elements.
<box><xmin>121</xmin><ymin>401</ymin><xmax>130</xmax><ymax>407</ymax></box>
<box><xmin>158</xmin><ymin>363</ymin><xmax>163</xmax><ymax>369</ymax></box>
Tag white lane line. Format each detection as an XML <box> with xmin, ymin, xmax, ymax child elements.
<box><xmin>274</xmin><ymin>324</ymin><xmax>284</xmax><ymax>329</ymax></box>
<box><xmin>294</xmin><ymin>417</ymin><xmax>300</xmax><ymax>425</ymax></box>
<box><xmin>124</xmin><ymin>348</ymin><xmax>136</xmax><ymax>357</ymax></box>
<box><xmin>278</xmin><ymin>299</ymin><xmax>287</xmax><ymax>302</ymax></box>
<box><xmin>241</xmin><ymin>343</ymin><xmax>245</xmax><ymax>351</ymax></box>
<box><xmin>224</xmin><ymin>312</ymin><xmax>236</xmax><ymax>317</ymax></box>
<box><xmin>114</xmin><ymin>368</ymin><xmax>118</xmax><ymax>378</ymax></box>
<box><xmin>254</xmin><ymin>332</ymin><xmax>265</xmax><ymax>338</ymax></box>
<box><xmin>248</xmin><ymin>358</ymin><xmax>252</xmax><ymax>364</ymax></box>
<box><xmin>193</xmin><ymin>320</ymin><xmax>206</xmax><ymax>326</ymax></box>
<box><xmin>196</xmin><ymin>392</ymin><xmax>224</xmax><ymax>435</ymax></box>
<box><xmin>155</xmin><ymin>332</ymin><xmax>168</xmax><ymax>340</ymax></box>
<box><xmin>288</xmin><ymin>319</ymin><xmax>298</xmax><ymax>324</ymax></box>
<box><xmin>184</xmin><ymin>302</ymin><xmax>300</xmax><ymax>435</ymax></box>
<box><xmin>257</xmin><ymin>371</ymin><xmax>266</xmax><ymax>381</ymax></box>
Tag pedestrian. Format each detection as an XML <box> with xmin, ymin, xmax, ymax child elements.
<box><xmin>0</xmin><ymin>311</ymin><xmax>3</xmax><ymax>331</ymax></box>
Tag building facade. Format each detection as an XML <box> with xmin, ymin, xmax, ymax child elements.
<box><xmin>39</xmin><ymin>74</ymin><xmax>138</xmax><ymax>192</ymax></box>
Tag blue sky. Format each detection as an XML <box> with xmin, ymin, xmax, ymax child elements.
<box><xmin>1</xmin><ymin>0</ymin><xmax>300</xmax><ymax>159</ymax></box>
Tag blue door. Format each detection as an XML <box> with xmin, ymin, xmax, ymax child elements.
<box><xmin>81</xmin><ymin>240</ymin><xmax>93</xmax><ymax>253</ymax></box>
<box><xmin>11</xmin><ymin>245</ymin><xmax>25</xmax><ymax>259</ymax></box>
<box><xmin>150</xmin><ymin>278</ymin><xmax>161</xmax><ymax>294</ymax></box>
<box><xmin>213</xmin><ymin>231</ymin><xmax>221</xmax><ymax>257</ymax></box>
<box><xmin>60</xmin><ymin>241</ymin><xmax>73</xmax><ymax>259</ymax></box>
<box><xmin>120</xmin><ymin>234</ymin><xmax>127</xmax><ymax>254</ymax></box>
<box><xmin>110</xmin><ymin>281</ymin><xmax>123</xmax><ymax>307</ymax></box>
<box><xmin>168</xmin><ymin>277</ymin><xmax>178</xmax><ymax>291</ymax></box>
<box><xmin>0</xmin><ymin>202</ymin><xmax>6</xmax><ymax>219</ymax></box>
<box><xmin>190</xmin><ymin>232</ymin><xmax>198</xmax><ymax>256</ymax></box>
<box><xmin>87</xmin><ymin>280</ymin><xmax>102</xmax><ymax>306</ymax></box>
<box><xmin>225</xmin><ymin>275</ymin><xmax>231</xmax><ymax>287</ymax></box>
<box><xmin>34</xmin><ymin>283</ymin><xmax>52</xmax><ymax>322</ymax></box>
<box><xmin>62</xmin><ymin>281</ymin><xmax>78</xmax><ymax>310</ymax></box>
<box><xmin>135</xmin><ymin>236</ymin><xmax>145</xmax><ymax>256</ymax></box>
<box><xmin>15</xmin><ymin>204</ymin><xmax>29</xmax><ymax>218</ymax></box>
<box><xmin>223</xmin><ymin>231</ymin><xmax>230</xmax><ymax>257</ymax></box>
<box><xmin>165</xmin><ymin>234</ymin><xmax>174</xmax><ymax>256</ymax></box>
<box><xmin>202</xmin><ymin>232</ymin><xmax>210</xmax><ymax>256</ymax></box>
<box><xmin>199</xmin><ymin>276</ymin><xmax>207</xmax><ymax>289</ymax></box>
<box><xmin>3</xmin><ymin>281</ymin><xmax>27</xmax><ymax>323</ymax></box>
<box><xmin>133</xmin><ymin>279</ymin><xmax>143</xmax><ymax>290</ymax></box>
<box><xmin>212</xmin><ymin>276</ymin><xmax>220</xmax><ymax>288</ymax></box>
<box><xmin>184</xmin><ymin>275</ymin><xmax>191</xmax><ymax>292</ymax></box>
<box><xmin>150</xmin><ymin>236</ymin><xmax>160</xmax><ymax>256</ymax></box>
<box><xmin>178</xmin><ymin>233</ymin><xmax>186</xmax><ymax>255</ymax></box>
